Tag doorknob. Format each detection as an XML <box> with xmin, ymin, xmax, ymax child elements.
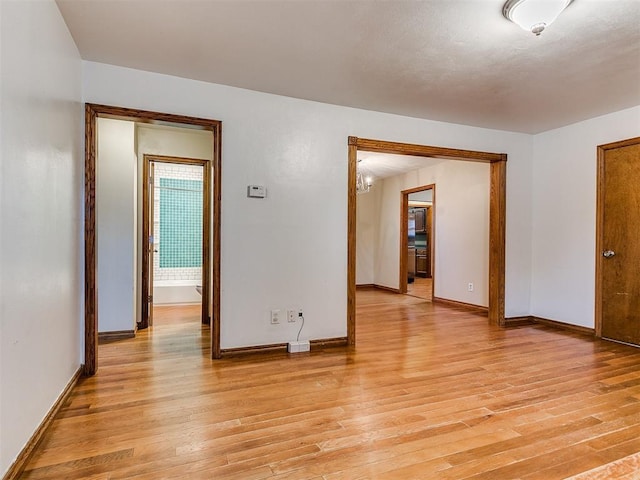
<box><xmin>603</xmin><ymin>250</ymin><xmax>616</xmax><ymax>258</ymax></box>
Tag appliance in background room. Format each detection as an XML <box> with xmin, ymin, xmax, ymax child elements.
<box><xmin>408</xmin><ymin>210</ymin><xmax>416</xmax><ymax>283</ymax></box>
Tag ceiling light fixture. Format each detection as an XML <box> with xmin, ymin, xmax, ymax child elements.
<box><xmin>503</xmin><ymin>0</ymin><xmax>573</xmax><ymax>36</ymax></box>
<box><xmin>356</xmin><ymin>160</ymin><xmax>373</xmax><ymax>194</ymax></box>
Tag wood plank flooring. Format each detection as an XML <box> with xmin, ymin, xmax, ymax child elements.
<box><xmin>406</xmin><ymin>277</ymin><xmax>432</xmax><ymax>301</ymax></box>
<box><xmin>19</xmin><ymin>291</ymin><xmax>640</xmax><ymax>479</ymax></box>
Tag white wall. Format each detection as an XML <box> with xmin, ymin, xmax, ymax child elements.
<box><xmin>97</xmin><ymin>118</ymin><xmax>137</xmax><ymax>332</ymax></box>
<box><xmin>0</xmin><ymin>0</ymin><xmax>82</xmax><ymax>475</ymax></box>
<box><xmin>372</xmin><ymin>161</ymin><xmax>490</xmax><ymax>307</ymax></box>
<box><xmin>531</xmin><ymin>106</ymin><xmax>640</xmax><ymax>328</ymax></box>
<box><xmin>83</xmin><ymin>61</ymin><xmax>533</xmax><ymax>348</ymax></box>
<box><xmin>356</xmin><ymin>188</ymin><xmax>378</xmax><ymax>285</ymax></box>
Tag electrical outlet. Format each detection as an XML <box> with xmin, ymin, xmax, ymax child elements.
<box><xmin>287</xmin><ymin>309</ymin><xmax>297</xmax><ymax>323</ymax></box>
<box><xmin>270</xmin><ymin>309</ymin><xmax>281</xmax><ymax>324</ymax></box>
<box><xmin>298</xmin><ymin>309</ymin><xmax>303</xmax><ymax>318</ymax></box>
<box><xmin>468</xmin><ymin>283</ymin><xmax>474</xmax><ymax>292</ymax></box>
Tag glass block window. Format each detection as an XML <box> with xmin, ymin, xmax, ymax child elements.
<box><xmin>159</xmin><ymin>178</ymin><xmax>203</xmax><ymax>268</ymax></box>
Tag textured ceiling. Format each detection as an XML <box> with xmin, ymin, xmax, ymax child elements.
<box><xmin>56</xmin><ymin>0</ymin><xmax>640</xmax><ymax>134</ymax></box>
<box><xmin>358</xmin><ymin>152</ymin><xmax>447</xmax><ymax>180</ymax></box>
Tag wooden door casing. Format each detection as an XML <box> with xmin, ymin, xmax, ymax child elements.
<box><xmin>597</xmin><ymin>137</ymin><xmax>640</xmax><ymax>345</ymax></box>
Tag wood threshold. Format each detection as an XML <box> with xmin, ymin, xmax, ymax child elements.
<box><xmin>220</xmin><ymin>337</ymin><xmax>348</xmax><ymax>357</ymax></box>
<box><xmin>2</xmin><ymin>367</ymin><xmax>82</xmax><ymax>480</ymax></box>
<box><xmin>433</xmin><ymin>296</ymin><xmax>488</xmax><ymax>313</ymax></box>
<box><xmin>98</xmin><ymin>330</ymin><xmax>135</xmax><ymax>343</ymax></box>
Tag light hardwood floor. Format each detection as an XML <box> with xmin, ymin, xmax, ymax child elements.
<box><xmin>19</xmin><ymin>292</ymin><xmax>640</xmax><ymax>479</ymax></box>
<box><xmin>406</xmin><ymin>277</ymin><xmax>432</xmax><ymax>301</ymax></box>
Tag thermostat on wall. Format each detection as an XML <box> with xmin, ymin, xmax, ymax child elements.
<box><xmin>247</xmin><ymin>185</ymin><xmax>266</xmax><ymax>198</ymax></box>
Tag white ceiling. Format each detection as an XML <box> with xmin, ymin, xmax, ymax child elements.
<box><xmin>56</xmin><ymin>0</ymin><xmax>640</xmax><ymax>134</ymax></box>
<box><xmin>358</xmin><ymin>151</ymin><xmax>447</xmax><ymax>180</ymax></box>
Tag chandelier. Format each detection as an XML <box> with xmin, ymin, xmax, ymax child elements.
<box><xmin>356</xmin><ymin>160</ymin><xmax>373</xmax><ymax>194</ymax></box>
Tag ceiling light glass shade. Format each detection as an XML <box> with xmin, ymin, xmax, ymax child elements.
<box><xmin>503</xmin><ymin>0</ymin><xmax>573</xmax><ymax>36</ymax></box>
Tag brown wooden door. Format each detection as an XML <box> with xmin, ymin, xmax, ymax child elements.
<box><xmin>599</xmin><ymin>139</ymin><xmax>640</xmax><ymax>345</ymax></box>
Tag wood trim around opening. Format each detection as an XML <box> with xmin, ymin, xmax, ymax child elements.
<box><xmin>400</xmin><ymin>184</ymin><xmax>435</xmax><ymax>295</ymax></box>
<box><xmin>347</xmin><ymin>137</ymin><xmax>507</xmax><ymax>346</ymax></box>
<box><xmin>141</xmin><ymin>155</ymin><xmax>212</xmax><ymax>330</ymax></box>
<box><xmin>594</xmin><ymin>136</ymin><xmax>640</xmax><ymax>338</ymax></box>
<box><xmin>84</xmin><ymin>103</ymin><xmax>222</xmax><ymax>375</ymax></box>
<box><xmin>347</xmin><ymin>140</ymin><xmax>358</xmax><ymax>347</ymax></box>
<box><xmin>489</xmin><ymin>155</ymin><xmax>507</xmax><ymax>327</ymax></box>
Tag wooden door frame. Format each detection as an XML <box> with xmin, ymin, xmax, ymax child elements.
<box><xmin>141</xmin><ymin>154</ymin><xmax>212</xmax><ymax>329</ymax></box>
<box><xmin>594</xmin><ymin>136</ymin><xmax>640</xmax><ymax>338</ymax></box>
<box><xmin>400</xmin><ymin>184</ymin><xmax>435</xmax><ymax>297</ymax></box>
<box><xmin>84</xmin><ymin>103</ymin><xmax>222</xmax><ymax>376</ymax></box>
<box><xmin>347</xmin><ymin>137</ymin><xmax>506</xmax><ymax>346</ymax></box>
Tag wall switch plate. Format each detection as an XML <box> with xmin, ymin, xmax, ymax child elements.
<box><xmin>270</xmin><ymin>309</ymin><xmax>281</xmax><ymax>324</ymax></box>
<box><xmin>468</xmin><ymin>283</ymin><xmax>474</xmax><ymax>292</ymax></box>
<box><xmin>287</xmin><ymin>309</ymin><xmax>297</xmax><ymax>323</ymax></box>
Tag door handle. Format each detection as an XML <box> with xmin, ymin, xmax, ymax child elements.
<box><xmin>603</xmin><ymin>250</ymin><xmax>616</xmax><ymax>258</ymax></box>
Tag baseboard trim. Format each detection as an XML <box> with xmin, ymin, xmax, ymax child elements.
<box><xmin>374</xmin><ymin>284</ymin><xmax>401</xmax><ymax>294</ymax></box>
<box><xmin>221</xmin><ymin>337</ymin><xmax>348</xmax><ymax>357</ymax></box>
<box><xmin>356</xmin><ymin>284</ymin><xmax>401</xmax><ymax>293</ymax></box>
<box><xmin>310</xmin><ymin>337</ymin><xmax>349</xmax><ymax>348</ymax></box>
<box><xmin>432</xmin><ymin>297</ymin><xmax>488</xmax><ymax>313</ymax></box>
<box><xmin>504</xmin><ymin>315</ymin><xmax>536</xmax><ymax>327</ymax></box>
<box><xmin>3</xmin><ymin>367</ymin><xmax>82</xmax><ymax>480</ymax></box>
<box><xmin>503</xmin><ymin>315</ymin><xmax>595</xmax><ymax>336</ymax></box>
<box><xmin>98</xmin><ymin>330</ymin><xmax>135</xmax><ymax>343</ymax></box>
<box><xmin>532</xmin><ymin>316</ymin><xmax>595</xmax><ymax>336</ymax></box>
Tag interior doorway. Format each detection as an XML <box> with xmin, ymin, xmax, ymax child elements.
<box><xmin>595</xmin><ymin>136</ymin><xmax>640</xmax><ymax>345</ymax></box>
<box><xmin>84</xmin><ymin>104</ymin><xmax>222</xmax><ymax>376</ymax></box>
<box><xmin>141</xmin><ymin>155</ymin><xmax>211</xmax><ymax>330</ymax></box>
<box><xmin>347</xmin><ymin>137</ymin><xmax>507</xmax><ymax>347</ymax></box>
<box><xmin>402</xmin><ymin>185</ymin><xmax>434</xmax><ymax>301</ymax></box>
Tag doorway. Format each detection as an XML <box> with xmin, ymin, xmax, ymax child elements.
<box><xmin>347</xmin><ymin>137</ymin><xmax>507</xmax><ymax>346</ymax></box>
<box><xmin>84</xmin><ymin>104</ymin><xmax>222</xmax><ymax>376</ymax></box>
<box><xmin>402</xmin><ymin>185</ymin><xmax>434</xmax><ymax>301</ymax></box>
<box><xmin>595</xmin><ymin>136</ymin><xmax>640</xmax><ymax>345</ymax></box>
<box><xmin>141</xmin><ymin>155</ymin><xmax>211</xmax><ymax>330</ymax></box>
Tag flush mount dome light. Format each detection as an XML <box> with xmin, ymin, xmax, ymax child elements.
<box><xmin>503</xmin><ymin>0</ymin><xmax>573</xmax><ymax>36</ymax></box>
